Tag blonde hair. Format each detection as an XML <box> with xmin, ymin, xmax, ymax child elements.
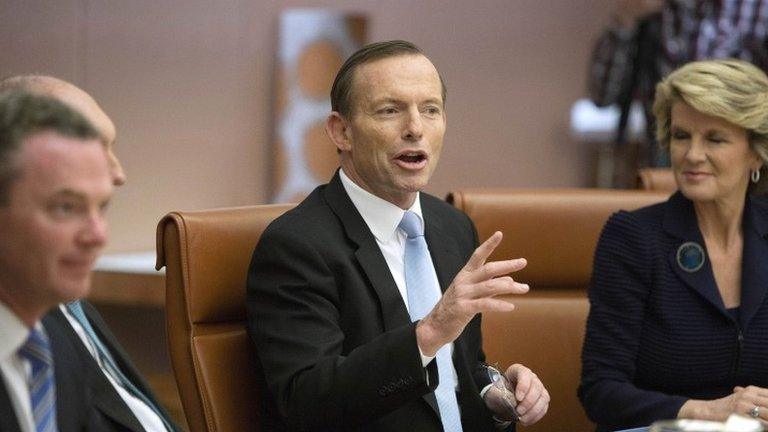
<box><xmin>653</xmin><ymin>59</ymin><xmax>768</xmax><ymax>191</ymax></box>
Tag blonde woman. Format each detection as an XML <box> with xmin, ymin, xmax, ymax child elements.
<box><xmin>579</xmin><ymin>59</ymin><xmax>768</xmax><ymax>431</ymax></box>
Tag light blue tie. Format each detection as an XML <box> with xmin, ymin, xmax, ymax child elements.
<box><xmin>66</xmin><ymin>301</ymin><xmax>171</xmax><ymax>431</ymax></box>
<box><xmin>19</xmin><ymin>327</ymin><xmax>58</xmax><ymax>432</ymax></box>
<box><xmin>400</xmin><ymin>211</ymin><xmax>463</xmax><ymax>432</ymax></box>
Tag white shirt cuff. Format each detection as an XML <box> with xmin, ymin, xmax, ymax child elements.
<box><xmin>418</xmin><ymin>345</ymin><xmax>436</xmax><ymax>367</ymax></box>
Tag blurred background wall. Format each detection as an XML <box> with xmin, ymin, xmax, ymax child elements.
<box><xmin>0</xmin><ymin>0</ymin><xmax>614</xmax><ymax>253</ymax></box>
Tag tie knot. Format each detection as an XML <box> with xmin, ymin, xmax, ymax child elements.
<box><xmin>19</xmin><ymin>327</ymin><xmax>52</xmax><ymax>366</ymax></box>
<box><xmin>66</xmin><ymin>300</ymin><xmax>86</xmax><ymax>321</ymax></box>
<box><xmin>399</xmin><ymin>211</ymin><xmax>423</xmax><ymax>238</ymax></box>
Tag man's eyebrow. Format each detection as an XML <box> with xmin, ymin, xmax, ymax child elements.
<box><xmin>50</xmin><ymin>189</ymin><xmax>87</xmax><ymax>201</ymax></box>
<box><xmin>369</xmin><ymin>97</ymin><xmax>402</xmax><ymax>105</ymax></box>
<box><xmin>369</xmin><ymin>96</ymin><xmax>443</xmax><ymax>105</ymax></box>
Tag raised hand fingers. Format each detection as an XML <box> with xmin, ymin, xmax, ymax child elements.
<box><xmin>463</xmin><ymin>276</ymin><xmax>529</xmax><ymax>299</ymax></box>
<box><xmin>471</xmin><ymin>258</ymin><xmax>527</xmax><ymax>283</ymax></box>
<box><xmin>464</xmin><ymin>231</ymin><xmax>504</xmax><ymax>271</ymax></box>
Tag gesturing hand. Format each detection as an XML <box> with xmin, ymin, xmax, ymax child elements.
<box><xmin>416</xmin><ymin>231</ymin><xmax>529</xmax><ymax>356</ymax></box>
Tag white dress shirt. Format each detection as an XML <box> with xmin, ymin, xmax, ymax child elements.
<box><xmin>0</xmin><ymin>302</ymin><xmax>38</xmax><ymax>432</ymax></box>
<box><xmin>59</xmin><ymin>304</ymin><xmax>168</xmax><ymax>432</ymax></box>
<box><xmin>339</xmin><ymin>169</ymin><xmax>457</xmax><ymax>379</ymax></box>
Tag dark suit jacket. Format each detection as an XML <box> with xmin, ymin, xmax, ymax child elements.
<box><xmin>579</xmin><ymin>192</ymin><xmax>768</xmax><ymax>432</ymax></box>
<box><xmin>247</xmin><ymin>173</ymin><xmax>501</xmax><ymax>431</ymax></box>
<box><xmin>0</xmin><ymin>314</ymin><xmax>92</xmax><ymax>432</ymax></box>
<box><xmin>43</xmin><ymin>302</ymin><xmax>179</xmax><ymax>432</ymax></box>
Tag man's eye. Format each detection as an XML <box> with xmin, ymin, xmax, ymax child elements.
<box><xmin>424</xmin><ymin>107</ymin><xmax>441</xmax><ymax>115</ymax></box>
<box><xmin>671</xmin><ymin>131</ymin><xmax>689</xmax><ymax>140</ymax></box>
<box><xmin>49</xmin><ymin>202</ymin><xmax>80</xmax><ymax>217</ymax></box>
<box><xmin>379</xmin><ymin>107</ymin><xmax>398</xmax><ymax>115</ymax></box>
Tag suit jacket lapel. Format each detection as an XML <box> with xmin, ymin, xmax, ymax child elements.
<box><xmin>664</xmin><ymin>192</ymin><xmax>727</xmax><ymax>314</ymax></box>
<box><xmin>83</xmin><ymin>302</ymin><xmax>179</xmax><ymax>431</ymax></box>
<box><xmin>740</xmin><ymin>197</ymin><xmax>768</xmax><ymax>329</ymax></box>
<box><xmin>47</xmin><ymin>308</ymin><xmax>146</xmax><ymax>432</ymax></box>
<box><xmin>323</xmin><ymin>173</ymin><xmax>411</xmax><ymax>331</ymax></box>
<box><xmin>325</xmin><ymin>175</ymin><xmax>444</xmax><ymax>416</ymax></box>
<box><xmin>0</xmin><ymin>377</ymin><xmax>22</xmax><ymax>432</ymax></box>
<box><xmin>424</xmin><ymin>206</ymin><xmax>465</xmax><ymax>295</ymax></box>
<box><xmin>81</xmin><ymin>301</ymin><xmax>166</xmax><ymax>414</ymax></box>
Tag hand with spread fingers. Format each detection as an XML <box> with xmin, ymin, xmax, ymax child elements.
<box><xmin>415</xmin><ymin>231</ymin><xmax>529</xmax><ymax>357</ymax></box>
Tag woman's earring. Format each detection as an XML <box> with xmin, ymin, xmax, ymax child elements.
<box><xmin>752</xmin><ymin>169</ymin><xmax>761</xmax><ymax>184</ymax></box>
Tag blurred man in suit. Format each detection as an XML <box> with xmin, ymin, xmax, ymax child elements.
<box><xmin>0</xmin><ymin>75</ymin><xmax>178</xmax><ymax>432</ymax></box>
<box><xmin>248</xmin><ymin>40</ymin><xmax>550</xmax><ymax>431</ymax></box>
<box><xmin>0</xmin><ymin>90</ymin><xmax>113</xmax><ymax>431</ymax></box>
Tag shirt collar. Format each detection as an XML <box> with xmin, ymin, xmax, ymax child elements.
<box><xmin>0</xmin><ymin>301</ymin><xmax>34</xmax><ymax>361</ymax></box>
<box><xmin>339</xmin><ymin>168</ymin><xmax>424</xmax><ymax>243</ymax></box>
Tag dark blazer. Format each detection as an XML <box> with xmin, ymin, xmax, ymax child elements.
<box><xmin>0</xmin><ymin>314</ymin><xmax>92</xmax><ymax>432</ymax></box>
<box><xmin>44</xmin><ymin>302</ymin><xmax>179</xmax><ymax>432</ymax></box>
<box><xmin>579</xmin><ymin>192</ymin><xmax>768</xmax><ymax>432</ymax></box>
<box><xmin>247</xmin><ymin>173</ymin><xmax>501</xmax><ymax>431</ymax></box>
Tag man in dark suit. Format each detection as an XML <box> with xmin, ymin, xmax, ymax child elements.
<box><xmin>0</xmin><ymin>91</ymin><xmax>114</xmax><ymax>431</ymax></box>
<box><xmin>0</xmin><ymin>75</ymin><xmax>178</xmax><ymax>432</ymax></box>
<box><xmin>247</xmin><ymin>40</ymin><xmax>550</xmax><ymax>431</ymax></box>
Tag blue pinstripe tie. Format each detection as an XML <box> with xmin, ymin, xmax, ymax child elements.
<box><xmin>400</xmin><ymin>211</ymin><xmax>463</xmax><ymax>432</ymax></box>
<box><xmin>66</xmin><ymin>301</ymin><xmax>171</xmax><ymax>431</ymax></box>
<box><xmin>19</xmin><ymin>327</ymin><xmax>58</xmax><ymax>432</ymax></box>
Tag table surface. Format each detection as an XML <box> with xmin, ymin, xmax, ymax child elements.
<box><xmin>94</xmin><ymin>251</ymin><xmax>163</xmax><ymax>274</ymax></box>
<box><xmin>89</xmin><ymin>251</ymin><xmax>166</xmax><ymax>307</ymax></box>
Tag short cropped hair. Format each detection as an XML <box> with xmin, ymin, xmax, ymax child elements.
<box><xmin>330</xmin><ymin>40</ymin><xmax>447</xmax><ymax>117</ymax></box>
<box><xmin>0</xmin><ymin>90</ymin><xmax>99</xmax><ymax>205</ymax></box>
<box><xmin>653</xmin><ymin>59</ymin><xmax>768</xmax><ymax>191</ymax></box>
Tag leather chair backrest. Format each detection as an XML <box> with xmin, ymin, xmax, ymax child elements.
<box><xmin>447</xmin><ymin>188</ymin><xmax>668</xmax><ymax>289</ymax></box>
<box><xmin>637</xmin><ymin>167</ymin><xmax>677</xmax><ymax>192</ymax></box>
<box><xmin>156</xmin><ymin>204</ymin><xmax>294</xmax><ymax>432</ymax></box>
<box><xmin>447</xmin><ymin>188</ymin><xmax>668</xmax><ymax>432</ymax></box>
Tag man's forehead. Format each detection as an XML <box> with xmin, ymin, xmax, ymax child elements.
<box><xmin>353</xmin><ymin>54</ymin><xmax>442</xmax><ymax>99</ymax></box>
<box><xmin>21</xmin><ymin>131</ymin><xmax>104</xmax><ymax>169</ymax></box>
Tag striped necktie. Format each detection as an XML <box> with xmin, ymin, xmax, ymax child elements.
<box><xmin>399</xmin><ymin>211</ymin><xmax>463</xmax><ymax>432</ymax></box>
<box><xmin>66</xmin><ymin>301</ymin><xmax>171</xmax><ymax>431</ymax></box>
<box><xmin>18</xmin><ymin>327</ymin><xmax>58</xmax><ymax>432</ymax></box>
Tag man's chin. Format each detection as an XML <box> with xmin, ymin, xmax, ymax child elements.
<box><xmin>56</xmin><ymin>277</ymin><xmax>93</xmax><ymax>304</ymax></box>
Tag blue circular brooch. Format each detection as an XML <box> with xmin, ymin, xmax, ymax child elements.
<box><xmin>676</xmin><ymin>241</ymin><xmax>705</xmax><ymax>273</ymax></box>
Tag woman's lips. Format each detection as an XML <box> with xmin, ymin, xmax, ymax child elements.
<box><xmin>682</xmin><ymin>171</ymin><xmax>712</xmax><ymax>181</ymax></box>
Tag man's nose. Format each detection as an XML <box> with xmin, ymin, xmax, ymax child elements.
<box><xmin>79</xmin><ymin>213</ymin><xmax>109</xmax><ymax>249</ymax></box>
<box><xmin>403</xmin><ymin>109</ymin><xmax>424</xmax><ymax>141</ymax></box>
<box><xmin>107</xmin><ymin>150</ymin><xmax>127</xmax><ymax>186</ymax></box>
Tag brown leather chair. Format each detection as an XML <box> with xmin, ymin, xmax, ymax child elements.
<box><xmin>637</xmin><ymin>167</ymin><xmax>677</xmax><ymax>192</ymax></box>
<box><xmin>447</xmin><ymin>188</ymin><xmax>668</xmax><ymax>432</ymax></box>
<box><xmin>156</xmin><ymin>204</ymin><xmax>294</xmax><ymax>432</ymax></box>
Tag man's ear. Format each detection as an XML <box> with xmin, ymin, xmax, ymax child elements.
<box><xmin>325</xmin><ymin>112</ymin><xmax>351</xmax><ymax>153</ymax></box>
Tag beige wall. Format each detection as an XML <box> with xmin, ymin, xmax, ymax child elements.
<box><xmin>0</xmin><ymin>0</ymin><xmax>613</xmax><ymax>252</ymax></box>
